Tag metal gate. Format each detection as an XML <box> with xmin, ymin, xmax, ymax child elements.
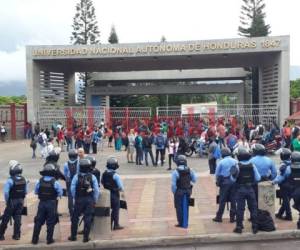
<box><xmin>156</xmin><ymin>104</ymin><xmax>279</xmax><ymax>127</ymax></box>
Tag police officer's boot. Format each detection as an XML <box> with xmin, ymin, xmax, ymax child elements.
<box><xmin>297</xmin><ymin>218</ymin><xmax>300</xmax><ymax>230</ymax></box>
<box><xmin>46</xmin><ymin>227</ymin><xmax>55</xmax><ymax>245</ymax></box>
<box><xmin>233</xmin><ymin>227</ymin><xmax>242</xmax><ymax>234</ymax></box>
<box><xmin>282</xmin><ymin>214</ymin><xmax>293</xmax><ymax>221</ymax></box>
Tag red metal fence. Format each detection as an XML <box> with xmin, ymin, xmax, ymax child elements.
<box><xmin>0</xmin><ymin>103</ymin><xmax>27</xmax><ymax>140</ymax></box>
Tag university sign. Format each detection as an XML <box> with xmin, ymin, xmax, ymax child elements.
<box><xmin>31</xmin><ymin>38</ymin><xmax>282</xmax><ymax>58</ymax></box>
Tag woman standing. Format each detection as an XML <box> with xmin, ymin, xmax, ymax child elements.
<box><xmin>127</xmin><ymin>129</ymin><xmax>136</xmax><ymax>163</ymax></box>
<box><xmin>167</xmin><ymin>137</ymin><xmax>176</xmax><ymax>170</ymax></box>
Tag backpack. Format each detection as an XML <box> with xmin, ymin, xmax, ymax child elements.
<box><xmin>213</xmin><ymin>145</ymin><xmax>222</xmax><ymax>159</ymax></box>
<box><xmin>156</xmin><ymin>135</ymin><xmax>165</xmax><ymax>147</ymax></box>
<box><xmin>37</xmin><ymin>134</ymin><xmax>44</xmax><ymax>144</ymax></box>
<box><xmin>256</xmin><ymin>209</ymin><xmax>276</xmax><ymax>232</ymax></box>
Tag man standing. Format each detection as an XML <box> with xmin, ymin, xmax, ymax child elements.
<box><xmin>171</xmin><ymin>155</ymin><xmax>196</xmax><ymax>228</ymax></box>
<box><xmin>213</xmin><ymin>148</ymin><xmax>237</xmax><ymax>223</ymax></box>
<box><xmin>155</xmin><ymin>130</ymin><xmax>166</xmax><ymax>166</ymax></box>
<box><xmin>143</xmin><ymin>133</ymin><xmax>155</xmax><ymax>166</ymax></box>
<box><xmin>231</xmin><ymin>147</ymin><xmax>261</xmax><ymax>234</ymax></box>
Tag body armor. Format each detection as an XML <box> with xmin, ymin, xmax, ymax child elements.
<box><xmin>76</xmin><ymin>174</ymin><xmax>93</xmax><ymax>198</ymax></box>
<box><xmin>176</xmin><ymin>168</ymin><xmax>191</xmax><ymax>190</ymax></box>
<box><xmin>236</xmin><ymin>163</ymin><xmax>255</xmax><ymax>185</ymax></box>
<box><xmin>101</xmin><ymin>171</ymin><xmax>118</xmax><ymax>191</ymax></box>
<box><xmin>9</xmin><ymin>176</ymin><xmax>26</xmax><ymax>199</ymax></box>
<box><xmin>38</xmin><ymin>177</ymin><xmax>57</xmax><ymax>201</ymax></box>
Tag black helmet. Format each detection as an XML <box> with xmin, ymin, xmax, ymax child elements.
<box><xmin>291</xmin><ymin>152</ymin><xmax>300</xmax><ymax>163</ymax></box>
<box><xmin>46</xmin><ymin>149</ymin><xmax>60</xmax><ymax>163</ymax></box>
<box><xmin>280</xmin><ymin>148</ymin><xmax>292</xmax><ymax>161</ymax></box>
<box><xmin>85</xmin><ymin>155</ymin><xmax>96</xmax><ymax>168</ymax></box>
<box><xmin>79</xmin><ymin>158</ymin><xmax>92</xmax><ymax>173</ymax></box>
<box><xmin>106</xmin><ymin>157</ymin><xmax>119</xmax><ymax>170</ymax></box>
<box><xmin>236</xmin><ymin>147</ymin><xmax>252</xmax><ymax>161</ymax></box>
<box><xmin>9</xmin><ymin>160</ymin><xmax>22</xmax><ymax>176</ymax></box>
<box><xmin>40</xmin><ymin>163</ymin><xmax>56</xmax><ymax>177</ymax></box>
<box><xmin>68</xmin><ymin>149</ymin><xmax>78</xmax><ymax>161</ymax></box>
<box><xmin>176</xmin><ymin>155</ymin><xmax>187</xmax><ymax>166</ymax></box>
<box><xmin>252</xmin><ymin>143</ymin><xmax>266</xmax><ymax>156</ymax></box>
<box><xmin>221</xmin><ymin>148</ymin><xmax>231</xmax><ymax>158</ymax></box>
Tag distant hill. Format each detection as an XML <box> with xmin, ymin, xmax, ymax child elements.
<box><xmin>0</xmin><ymin>66</ymin><xmax>299</xmax><ymax>96</ymax></box>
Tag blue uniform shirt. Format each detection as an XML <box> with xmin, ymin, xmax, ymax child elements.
<box><xmin>63</xmin><ymin>159</ymin><xmax>80</xmax><ymax>181</ymax></box>
<box><xmin>71</xmin><ymin>173</ymin><xmax>100</xmax><ymax>203</ymax></box>
<box><xmin>34</xmin><ymin>176</ymin><xmax>63</xmax><ymax>198</ymax></box>
<box><xmin>171</xmin><ymin>166</ymin><xmax>197</xmax><ymax>194</ymax></box>
<box><xmin>215</xmin><ymin>156</ymin><xmax>238</xmax><ymax>179</ymax></box>
<box><xmin>106</xmin><ymin>169</ymin><xmax>124</xmax><ymax>191</ymax></box>
<box><xmin>250</xmin><ymin>155</ymin><xmax>277</xmax><ymax>180</ymax></box>
<box><xmin>4</xmin><ymin>175</ymin><xmax>28</xmax><ymax>203</ymax></box>
<box><xmin>231</xmin><ymin>160</ymin><xmax>261</xmax><ymax>183</ymax></box>
<box><xmin>273</xmin><ymin>160</ymin><xmax>291</xmax><ymax>184</ymax></box>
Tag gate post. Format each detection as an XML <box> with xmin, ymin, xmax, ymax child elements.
<box><xmin>10</xmin><ymin>103</ymin><xmax>16</xmax><ymax>140</ymax></box>
<box><xmin>125</xmin><ymin>107</ymin><xmax>129</xmax><ymax>133</ymax></box>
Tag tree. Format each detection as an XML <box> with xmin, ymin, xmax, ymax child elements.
<box><xmin>70</xmin><ymin>0</ymin><xmax>100</xmax><ymax>105</ymax></box>
<box><xmin>160</xmin><ymin>36</ymin><xmax>166</xmax><ymax>42</ymax></box>
<box><xmin>238</xmin><ymin>0</ymin><xmax>271</xmax><ymax>37</ymax></box>
<box><xmin>108</xmin><ymin>25</ymin><xmax>119</xmax><ymax>44</ymax></box>
<box><xmin>238</xmin><ymin>0</ymin><xmax>271</xmax><ymax>107</ymax></box>
<box><xmin>290</xmin><ymin>79</ymin><xmax>300</xmax><ymax>99</ymax></box>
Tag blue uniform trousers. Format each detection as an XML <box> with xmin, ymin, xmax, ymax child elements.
<box><xmin>32</xmin><ymin>200</ymin><xmax>57</xmax><ymax>242</ymax></box>
<box><xmin>111</xmin><ymin>191</ymin><xmax>120</xmax><ymax>228</ymax></box>
<box><xmin>235</xmin><ymin>185</ymin><xmax>258</xmax><ymax>230</ymax></box>
<box><xmin>0</xmin><ymin>199</ymin><xmax>24</xmax><ymax>238</ymax></box>
<box><xmin>71</xmin><ymin>196</ymin><xmax>94</xmax><ymax>239</ymax></box>
<box><xmin>277</xmin><ymin>184</ymin><xmax>292</xmax><ymax>217</ymax></box>
<box><xmin>174</xmin><ymin>189</ymin><xmax>191</xmax><ymax>228</ymax></box>
<box><xmin>216</xmin><ymin>182</ymin><xmax>236</xmax><ymax>220</ymax></box>
<box><xmin>66</xmin><ymin>182</ymin><xmax>74</xmax><ymax>218</ymax></box>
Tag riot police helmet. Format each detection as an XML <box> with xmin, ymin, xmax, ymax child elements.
<box><xmin>252</xmin><ymin>143</ymin><xmax>266</xmax><ymax>156</ymax></box>
<box><xmin>68</xmin><ymin>149</ymin><xmax>78</xmax><ymax>161</ymax></box>
<box><xmin>46</xmin><ymin>149</ymin><xmax>60</xmax><ymax>163</ymax></box>
<box><xmin>40</xmin><ymin>163</ymin><xmax>56</xmax><ymax>177</ymax></box>
<box><xmin>280</xmin><ymin>148</ymin><xmax>292</xmax><ymax>161</ymax></box>
<box><xmin>176</xmin><ymin>154</ymin><xmax>187</xmax><ymax>166</ymax></box>
<box><xmin>106</xmin><ymin>156</ymin><xmax>119</xmax><ymax>170</ymax></box>
<box><xmin>85</xmin><ymin>155</ymin><xmax>96</xmax><ymax>168</ymax></box>
<box><xmin>79</xmin><ymin>158</ymin><xmax>92</xmax><ymax>173</ymax></box>
<box><xmin>221</xmin><ymin>147</ymin><xmax>231</xmax><ymax>158</ymax></box>
<box><xmin>291</xmin><ymin>151</ymin><xmax>300</xmax><ymax>163</ymax></box>
<box><xmin>236</xmin><ymin>147</ymin><xmax>252</xmax><ymax>161</ymax></box>
<box><xmin>9</xmin><ymin>160</ymin><xmax>22</xmax><ymax>176</ymax></box>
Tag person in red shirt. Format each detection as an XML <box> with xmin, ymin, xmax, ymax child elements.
<box><xmin>56</xmin><ymin>128</ymin><xmax>65</xmax><ymax>151</ymax></box>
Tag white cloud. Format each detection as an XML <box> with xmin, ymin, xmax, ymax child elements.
<box><xmin>0</xmin><ymin>46</ymin><xmax>26</xmax><ymax>82</ymax></box>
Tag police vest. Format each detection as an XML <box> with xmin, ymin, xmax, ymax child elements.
<box><xmin>38</xmin><ymin>177</ymin><xmax>57</xmax><ymax>201</ymax></box>
<box><xmin>236</xmin><ymin>163</ymin><xmax>255</xmax><ymax>185</ymax></box>
<box><xmin>9</xmin><ymin>176</ymin><xmax>26</xmax><ymax>199</ymax></box>
<box><xmin>92</xmin><ymin>168</ymin><xmax>101</xmax><ymax>185</ymax></box>
<box><xmin>176</xmin><ymin>168</ymin><xmax>191</xmax><ymax>190</ymax></box>
<box><xmin>68</xmin><ymin>160</ymin><xmax>78</xmax><ymax>180</ymax></box>
<box><xmin>76</xmin><ymin>173</ymin><xmax>93</xmax><ymax>198</ymax></box>
<box><xmin>101</xmin><ymin>171</ymin><xmax>118</xmax><ymax>191</ymax></box>
<box><xmin>289</xmin><ymin>163</ymin><xmax>300</xmax><ymax>186</ymax></box>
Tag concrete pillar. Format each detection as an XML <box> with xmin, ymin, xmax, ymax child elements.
<box><xmin>105</xmin><ymin>96</ymin><xmax>110</xmax><ymax>108</ymax></box>
<box><xmin>258</xmin><ymin>181</ymin><xmax>276</xmax><ymax>219</ymax></box>
<box><xmin>278</xmin><ymin>49</ymin><xmax>290</xmax><ymax>125</ymax></box>
<box><xmin>91</xmin><ymin>189</ymin><xmax>111</xmax><ymax>239</ymax></box>
<box><xmin>66</xmin><ymin>72</ymin><xmax>76</xmax><ymax>106</ymax></box>
<box><xmin>26</xmin><ymin>56</ymin><xmax>41</xmax><ymax>124</ymax></box>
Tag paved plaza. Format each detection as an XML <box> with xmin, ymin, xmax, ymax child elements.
<box><xmin>0</xmin><ymin>140</ymin><xmax>298</xmax><ymax>247</ymax></box>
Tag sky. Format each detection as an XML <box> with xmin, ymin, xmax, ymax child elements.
<box><xmin>0</xmin><ymin>0</ymin><xmax>299</xmax><ymax>85</ymax></box>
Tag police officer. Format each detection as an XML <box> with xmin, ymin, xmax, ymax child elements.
<box><xmin>63</xmin><ymin>149</ymin><xmax>80</xmax><ymax>217</ymax></box>
<box><xmin>213</xmin><ymin>148</ymin><xmax>237</xmax><ymax>223</ymax></box>
<box><xmin>273</xmin><ymin>148</ymin><xmax>293</xmax><ymax>220</ymax></box>
<box><xmin>45</xmin><ymin>149</ymin><xmax>65</xmax><ymax>181</ymax></box>
<box><xmin>250</xmin><ymin>144</ymin><xmax>277</xmax><ymax>201</ymax></box>
<box><xmin>250</xmin><ymin>144</ymin><xmax>277</xmax><ymax>181</ymax></box>
<box><xmin>288</xmin><ymin>152</ymin><xmax>300</xmax><ymax>229</ymax></box>
<box><xmin>32</xmin><ymin>163</ymin><xmax>63</xmax><ymax>245</ymax></box>
<box><xmin>101</xmin><ymin>157</ymin><xmax>124</xmax><ymax>230</ymax></box>
<box><xmin>68</xmin><ymin>159</ymin><xmax>100</xmax><ymax>243</ymax></box>
<box><xmin>171</xmin><ymin>155</ymin><xmax>196</xmax><ymax>228</ymax></box>
<box><xmin>85</xmin><ymin>155</ymin><xmax>101</xmax><ymax>185</ymax></box>
<box><xmin>231</xmin><ymin>147</ymin><xmax>261</xmax><ymax>234</ymax></box>
<box><xmin>0</xmin><ymin>161</ymin><xmax>27</xmax><ymax>241</ymax></box>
